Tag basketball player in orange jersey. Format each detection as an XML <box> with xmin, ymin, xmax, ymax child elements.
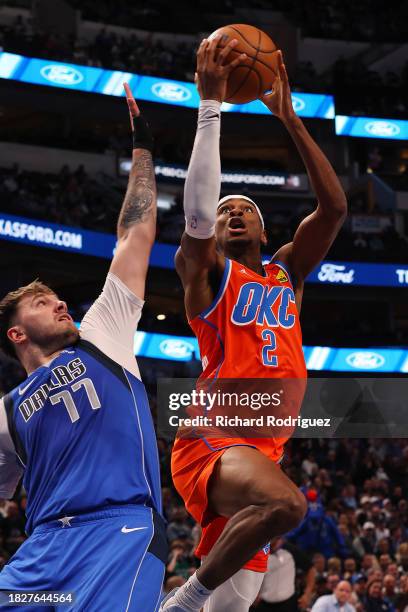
<box><xmin>161</xmin><ymin>35</ymin><xmax>347</xmax><ymax>612</ymax></box>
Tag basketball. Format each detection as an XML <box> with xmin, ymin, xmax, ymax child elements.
<box><xmin>208</xmin><ymin>24</ymin><xmax>279</xmax><ymax>104</ymax></box>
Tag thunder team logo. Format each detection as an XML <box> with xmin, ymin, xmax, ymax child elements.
<box><xmin>231</xmin><ymin>283</ymin><xmax>295</xmax><ymax>328</ymax></box>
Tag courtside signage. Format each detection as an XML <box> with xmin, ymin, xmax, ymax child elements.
<box><xmin>0</xmin><ymin>51</ymin><xmax>334</xmax><ymax>119</ymax></box>
<box><xmin>132</xmin><ymin>331</ymin><xmax>408</xmax><ymax>372</ymax></box>
<box><xmin>0</xmin><ymin>213</ymin><xmax>407</xmax><ymax>286</ymax></box>
<box><xmin>308</xmin><ymin>261</ymin><xmax>408</xmax><ymax>287</ymax></box>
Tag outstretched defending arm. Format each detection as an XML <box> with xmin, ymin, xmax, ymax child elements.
<box><xmin>110</xmin><ymin>83</ymin><xmax>156</xmax><ymax>300</ymax></box>
<box><xmin>80</xmin><ymin>85</ymin><xmax>156</xmax><ymax>377</ymax></box>
<box><xmin>262</xmin><ymin>52</ymin><xmax>347</xmax><ymax>283</ymax></box>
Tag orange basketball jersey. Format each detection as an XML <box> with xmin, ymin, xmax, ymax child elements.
<box><xmin>191</xmin><ymin>257</ymin><xmax>306</xmax><ymax>380</ymax></box>
<box><xmin>172</xmin><ymin>257</ymin><xmax>307</xmax><ymax>570</ymax></box>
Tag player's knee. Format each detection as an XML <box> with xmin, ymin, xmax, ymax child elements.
<box><xmin>283</xmin><ymin>489</ymin><xmax>307</xmax><ymax>529</ymax></box>
<box><xmin>257</xmin><ymin>489</ymin><xmax>307</xmax><ymax>533</ymax></box>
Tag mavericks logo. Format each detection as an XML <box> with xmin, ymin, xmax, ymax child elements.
<box><xmin>346</xmin><ymin>351</ymin><xmax>385</xmax><ymax>370</ymax></box>
<box><xmin>159</xmin><ymin>339</ymin><xmax>195</xmax><ymax>359</ymax></box>
<box><xmin>151</xmin><ymin>82</ymin><xmax>191</xmax><ymax>102</ymax></box>
<box><xmin>40</xmin><ymin>64</ymin><xmax>84</xmax><ymax>86</ymax></box>
<box><xmin>317</xmin><ymin>263</ymin><xmax>354</xmax><ymax>284</ymax></box>
<box><xmin>291</xmin><ymin>96</ymin><xmax>306</xmax><ymax>112</ymax></box>
<box><xmin>364</xmin><ymin>121</ymin><xmax>400</xmax><ymax>138</ymax></box>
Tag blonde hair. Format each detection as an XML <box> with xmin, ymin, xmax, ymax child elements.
<box><xmin>0</xmin><ymin>280</ymin><xmax>54</xmax><ymax>359</ymax></box>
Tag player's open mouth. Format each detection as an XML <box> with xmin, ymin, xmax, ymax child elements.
<box><xmin>228</xmin><ymin>218</ymin><xmax>246</xmax><ymax>234</ymax></box>
<box><xmin>58</xmin><ymin>315</ymin><xmax>72</xmax><ymax>322</ymax></box>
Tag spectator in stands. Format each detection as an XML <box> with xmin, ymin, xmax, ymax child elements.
<box><xmin>166</xmin><ymin>505</ymin><xmax>192</xmax><ymax>543</ymax></box>
<box><xmin>288</xmin><ymin>494</ymin><xmax>349</xmax><ymax>559</ymax></box>
<box><xmin>350</xmin><ymin>574</ymin><xmax>368</xmax><ymax>610</ymax></box>
<box><xmin>353</xmin><ymin>522</ymin><xmax>378</xmax><ymax>558</ymax></box>
<box><xmin>397</xmin><ymin>543</ymin><xmax>408</xmax><ymax>573</ymax></box>
<box><xmin>381</xmin><ymin>549</ymin><xmax>395</xmax><ymax>566</ymax></box>
<box><xmin>362</xmin><ymin>577</ymin><xmax>395</xmax><ymax>612</ymax></box>
<box><xmin>383</xmin><ymin>574</ymin><xmax>399</xmax><ymax>609</ymax></box>
<box><xmin>311</xmin><ymin>580</ymin><xmax>355</xmax><ymax>611</ymax></box>
<box><xmin>313</xmin><ymin>553</ymin><xmax>327</xmax><ymax>578</ymax></box>
<box><xmin>302</xmin><ymin>453</ymin><xmax>319</xmax><ymax>478</ymax></box>
<box><xmin>343</xmin><ymin>558</ymin><xmax>359</xmax><ymax>583</ymax></box>
<box><xmin>394</xmin><ymin>574</ymin><xmax>408</xmax><ymax>611</ymax></box>
<box><xmin>165</xmin><ymin>539</ymin><xmax>195</xmax><ymax>580</ymax></box>
<box><xmin>327</xmin><ymin>574</ymin><xmax>341</xmax><ymax>593</ymax></box>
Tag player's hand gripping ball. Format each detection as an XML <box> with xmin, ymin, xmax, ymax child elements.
<box><xmin>208</xmin><ymin>23</ymin><xmax>280</xmax><ymax>104</ymax></box>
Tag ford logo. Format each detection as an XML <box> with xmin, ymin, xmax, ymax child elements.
<box><xmin>317</xmin><ymin>263</ymin><xmax>355</xmax><ymax>284</ymax></box>
<box><xmin>291</xmin><ymin>96</ymin><xmax>306</xmax><ymax>112</ymax></box>
<box><xmin>159</xmin><ymin>339</ymin><xmax>195</xmax><ymax>359</ymax></box>
<box><xmin>364</xmin><ymin>121</ymin><xmax>400</xmax><ymax>137</ymax></box>
<box><xmin>345</xmin><ymin>351</ymin><xmax>385</xmax><ymax>370</ymax></box>
<box><xmin>151</xmin><ymin>82</ymin><xmax>191</xmax><ymax>102</ymax></box>
<box><xmin>40</xmin><ymin>64</ymin><xmax>84</xmax><ymax>86</ymax></box>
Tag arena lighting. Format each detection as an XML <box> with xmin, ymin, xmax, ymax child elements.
<box><xmin>156</xmin><ymin>314</ymin><xmax>166</xmax><ymax>320</ymax></box>
<box><xmin>1</xmin><ymin>212</ymin><xmax>408</xmax><ymax>287</ymax></box>
<box><xmin>0</xmin><ymin>51</ymin><xmax>334</xmax><ymax>119</ymax></box>
<box><xmin>70</xmin><ymin>323</ymin><xmax>408</xmax><ymax>371</ymax></box>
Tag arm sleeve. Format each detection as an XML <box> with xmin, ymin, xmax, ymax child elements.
<box><xmin>79</xmin><ymin>272</ymin><xmax>143</xmax><ymax>379</ymax></box>
<box><xmin>0</xmin><ymin>398</ymin><xmax>24</xmax><ymax>499</ymax></box>
<box><xmin>184</xmin><ymin>99</ymin><xmax>222</xmax><ymax>239</ymax></box>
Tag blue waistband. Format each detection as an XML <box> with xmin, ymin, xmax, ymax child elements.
<box><xmin>33</xmin><ymin>504</ymin><xmax>159</xmax><ymax>533</ymax></box>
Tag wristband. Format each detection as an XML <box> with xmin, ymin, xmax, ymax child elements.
<box><xmin>132</xmin><ymin>114</ymin><xmax>154</xmax><ymax>152</ymax></box>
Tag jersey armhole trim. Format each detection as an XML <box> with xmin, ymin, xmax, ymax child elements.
<box><xmin>199</xmin><ymin>258</ymin><xmax>232</xmax><ymax>319</ymax></box>
<box><xmin>4</xmin><ymin>394</ymin><xmax>27</xmax><ymax>466</ymax></box>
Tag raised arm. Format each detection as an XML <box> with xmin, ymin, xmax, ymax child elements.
<box><xmin>110</xmin><ymin>83</ymin><xmax>156</xmax><ymax>300</ymax></box>
<box><xmin>176</xmin><ymin>36</ymin><xmax>246</xmax><ymax>318</ymax></box>
<box><xmin>262</xmin><ymin>52</ymin><xmax>347</xmax><ymax>283</ymax></box>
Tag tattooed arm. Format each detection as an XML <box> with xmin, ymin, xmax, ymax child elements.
<box><xmin>110</xmin><ymin>85</ymin><xmax>157</xmax><ymax>300</ymax></box>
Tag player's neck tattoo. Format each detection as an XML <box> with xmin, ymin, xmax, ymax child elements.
<box><xmin>118</xmin><ymin>150</ymin><xmax>156</xmax><ymax>229</ymax></box>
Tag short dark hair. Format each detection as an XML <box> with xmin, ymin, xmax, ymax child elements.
<box><xmin>0</xmin><ymin>280</ymin><xmax>54</xmax><ymax>359</ymax></box>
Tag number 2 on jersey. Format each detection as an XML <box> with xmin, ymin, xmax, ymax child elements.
<box><xmin>261</xmin><ymin>329</ymin><xmax>278</xmax><ymax>367</ymax></box>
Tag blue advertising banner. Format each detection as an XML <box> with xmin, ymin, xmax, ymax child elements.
<box><xmin>1</xmin><ymin>213</ymin><xmax>408</xmax><ymax>287</ymax></box>
<box><xmin>0</xmin><ymin>51</ymin><xmax>334</xmax><ymax>119</ymax></box>
<box><xmin>335</xmin><ymin>115</ymin><xmax>408</xmax><ymax>141</ymax></box>
<box><xmin>307</xmin><ymin>260</ymin><xmax>408</xmax><ymax>288</ymax></box>
<box><xmin>0</xmin><ymin>212</ymin><xmax>178</xmax><ymax>267</ymax></box>
<box><xmin>130</xmin><ymin>331</ymin><xmax>408</xmax><ymax>372</ymax></box>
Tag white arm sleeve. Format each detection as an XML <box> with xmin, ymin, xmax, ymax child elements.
<box><xmin>79</xmin><ymin>272</ymin><xmax>143</xmax><ymax>379</ymax></box>
<box><xmin>184</xmin><ymin>99</ymin><xmax>222</xmax><ymax>239</ymax></box>
<box><xmin>0</xmin><ymin>397</ymin><xmax>24</xmax><ymax>499</ymax></box>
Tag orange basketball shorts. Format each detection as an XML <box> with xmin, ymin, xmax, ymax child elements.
<box><xmin>171</xmin><ymin>435</ymin><xmax>285</xmax><ymax>573</ymax></box>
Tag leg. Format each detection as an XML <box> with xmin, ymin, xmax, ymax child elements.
<box><xmin>202</xmin><ymin>562</ymin><xmax>264</xmax><ymax>612</ymax></box>
<box><xmin>162</xmin><ymin>446</ymin><xmax>306</xmax><ymax>611</ymax></box>
<box><xmin>197</xmin><ymin>446</ymin><xmax>306</xmax><ymax>589</ymax></box>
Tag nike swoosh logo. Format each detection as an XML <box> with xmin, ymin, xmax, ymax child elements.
<box><xmin>121</xmin><ymin>526</ymin><xmax>148</xmax><ymax>534</ymax></box>
<box><xmin>18</xmin><ymin>377</ymin><xmax>38</xmax><ymax>396</ymax></box>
